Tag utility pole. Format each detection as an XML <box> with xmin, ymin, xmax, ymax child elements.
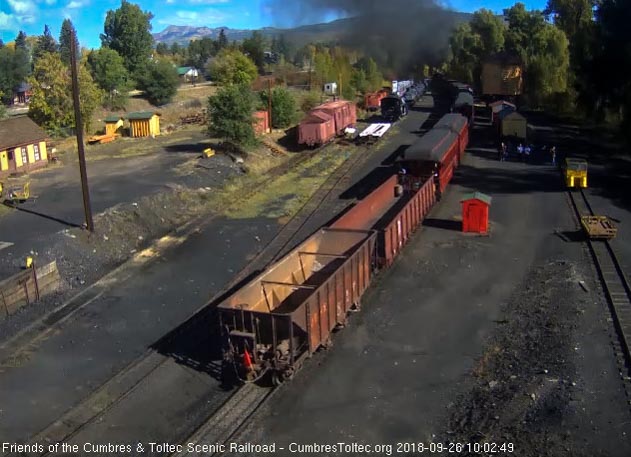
<box><xmin>70</xmin><ymin>33</ymin><xmax>94</xmax><ymax>232</ymax></box>
<box><xmin>338</xmin><ymin>72</ymin><xmax>342</xmax><ymax>101</ymax></box>
<box><xmin>267</xmin><ymin>78</ymin><xmax>273</xmax><ymax>133</ymax></box>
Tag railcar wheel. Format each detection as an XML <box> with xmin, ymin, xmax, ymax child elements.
<box><xmin>271</xmin><ymin>371</ymin><xmax>283</xmax><ymax>387</ymax></box>
<box><xmin>282</xmin><ymin>367</ymin><xmax>295</xmax><ymax>381</ymax></box>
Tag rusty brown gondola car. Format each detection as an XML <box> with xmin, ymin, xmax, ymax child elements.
<box><xmin>218</xmin><ymin>228</ymin><xmax>376</xmax><ymax>383</ymax></box>
<box><xmin>331</xmin><ymin>175</ymin><xmax>436</xmax><ymax>267</ymax></box>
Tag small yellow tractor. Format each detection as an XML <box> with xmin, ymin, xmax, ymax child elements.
<box><xmin>0</xmin><ymin>181</ymin><xmax>31</xmax><ymax>204</ymax></box>
<box><xmin>563</xmin><ymin>158</ymin><xmax>588</xmax><ymax>188</ymax></box>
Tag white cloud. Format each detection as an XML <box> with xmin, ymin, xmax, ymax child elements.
<box><xmin>166</xmin><ymin>0</ymin><xmax>175</xmax><ymax>3</ymax></box>
<box><xmin>157</xmin><ymin>8</ymin><xmax>228</xmax><ymax>26</ymax></box>
<box><xmin>0</xmin><ymin>11</ymin><xmax>15</xmax><ymax>30</ymax></box>
<box><xmin>67</xmin><ymin>1</ymin><xmax>84</xmax><ymax>8</ymax></box>
<box><xmin>44</xmin><ymin>0</ymin><xmax>57</xmax><ymax>5</ymax></box>
<box><xmin>7</xmin><ymin>0</ymin><xmax>37</xmax><ymax>15</ymax></box>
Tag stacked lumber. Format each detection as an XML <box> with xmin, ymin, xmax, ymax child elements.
<box><xmin>180</xmin><ymin>111</ymin><xmax>207</xmax><ymax>125</ymax></box>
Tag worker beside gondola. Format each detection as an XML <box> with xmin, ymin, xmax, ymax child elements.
<box><xmin>433</xmin><ymin>164</ymin><xmax>441</xmax><ymax>201</ymax></box>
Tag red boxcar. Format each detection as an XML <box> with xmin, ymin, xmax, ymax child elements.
<box><xmin>399</xmin><ymin>128</ymin><xmax>460</xmax><ymax>194</ymax></box>
<box><xmin>433</xmin><ymin>113</ymin><xmax>469</xmax><ymax>160</ymax></box>
<box><xmin>316</xmin><ymin>100</ymin><xmax>357</xmax><ymax>135</ymax></box>
<box><xmin>331</xmin><ymin>174</ymin><xmax>436</xmax><ymax>267</ymax></box>
<box><xmin>298</xmin><ymin>110</ymin><xmax>336</xmax><ymax>146</ymax></box>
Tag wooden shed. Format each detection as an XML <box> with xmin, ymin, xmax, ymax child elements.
<box><xmin>253</xmin><ymin>110</ymin><xmax>270</xmax><ymax>135</ymax></box>
<box><xmin>127</xmin><ymin>112</ymin><xmax>161</xmax><ymax>138</ymax></box>
<box><xmin>461</xmin><ymin>192</ymin><xmax>492</xmax><ymax>234</ymax></box>
<box><xmin>501</xmin><ymin>111</ymin><xmax>527</xmax><ymax>139</ymax></box>
<box><xmin>104</xmin><ymin>115</ymin><xmax>125</xmax><ymax>136</ymax></box>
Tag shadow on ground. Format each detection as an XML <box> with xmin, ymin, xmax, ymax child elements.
<box><xmin>423</xmin><ymin>218</ymin><xmax>462</xmax><ymax>231</ymax></box>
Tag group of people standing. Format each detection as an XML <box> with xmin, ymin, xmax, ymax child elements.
<box><xmin>498</xmin><ymin>141</ymin><xmax>556</xmax><ymax>164</ymax></box>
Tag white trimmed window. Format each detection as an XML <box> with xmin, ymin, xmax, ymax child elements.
<box><xmin>34</xmin><ymin>144</ymin><xmax>40</xmax><ymax>161</ymax></box>
<box><xmin>21</xmin><ymin>147</ymin><xmax>28</xmax><ymax>165</ymax></box>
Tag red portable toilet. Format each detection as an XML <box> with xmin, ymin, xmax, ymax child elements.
<box><xmin>461</xmin><ymin>192</ymin><xmax>492</xmax><ymax>234</ymax></box>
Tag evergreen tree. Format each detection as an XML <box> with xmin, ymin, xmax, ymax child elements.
<box><xmin>0</xmin><ymin>47</ymin><xmax>14</xmax><ymax>104</ymax></box>
<box><xmin>33</xmin><ymin>25</ymin><xmax>58</xmax><ymax>63</ymax></box>
<box><xmin>155</xmin><ymin>42</ymin><xmax>169</xmax><ymax>55</ymax></box>
<box><xmin>217</xmin><ymin>29</ymin><xmax>228</xmax><ymax>50</ymax></box>
<box><xmin>12</xmin><ymin>31</ymin><xmax>31</xmax><ymax>88</ymax></box>
<box><xmin>15</xmin><ymin>31</ymin><xmax>27</xmax><ymax>49</ymax></box>
<box><xmin>59</xmin><ymin>19</ymin><xmax>79</xmax><ymax>66</ymax></box>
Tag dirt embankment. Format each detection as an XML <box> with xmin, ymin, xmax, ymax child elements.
<box><xmin>439</xmin><ymin>260</ymin><xmax>605</xmax><ymax>457</ymax></box>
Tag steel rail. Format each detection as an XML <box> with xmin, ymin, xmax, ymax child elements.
<box><xmin>567</xmin><ymin>187</ymin><xmax>631</xmax><ymax>380</ymax></box>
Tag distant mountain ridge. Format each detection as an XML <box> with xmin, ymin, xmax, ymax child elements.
<box><xmin>152</xmin><ymin>25</ymin><xmax>257</xmax><ymax>45</ymax></box>
<box><xmin>152</xmin><ymin>13</ymin><xmax>472</xmax><ymax>46</ymax></box>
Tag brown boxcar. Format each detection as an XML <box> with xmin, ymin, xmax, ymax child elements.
<box><xmin>298</xmin><ymin>110</ymin><xmax>336</xmax><ymax>146</ymax></box>
<box><xmin>433</xmin><ymin>113</ymin><xmax>469</xmax><ymax>159</ymax></box>
<box><xmin>399</xmin><ymin>128</ymin><xmax>460</xmax><ymax>194</ymax></box>
<box><xmin>218</xmin><ymin>228</ymin><xmax>376</xmax><ymax>380</ymax></box>
<box><xmin>331</xmin><ymin>175</ymin><xmax>436</xmax><ymax>267</ymax></box>
<box><xmin>317</xmin><ymin>100</ymin><xmax>357</xmax><ymax>135</ymax></box>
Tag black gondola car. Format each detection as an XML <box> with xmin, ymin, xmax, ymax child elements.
<box><xmin>381</xmin><ymin>95</ymin><xmax>408</xmax><ymax>122</ymax></box>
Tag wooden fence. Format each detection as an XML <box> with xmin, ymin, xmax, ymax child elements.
<box><xmin>0</xmin><ymin>261</ymin><xmax>61</xmax><ymax>318</ymax></box>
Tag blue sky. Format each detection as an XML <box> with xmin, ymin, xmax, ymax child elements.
<box><xmin>0</xmin><ymin>0</ymin><xmax>548</xmax><ymax>49</ymax></box>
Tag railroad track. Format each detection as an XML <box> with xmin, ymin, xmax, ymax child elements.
<box><xmin>167</xmin><ymin>144</ymin><xmax>380</xmax><ymax>457</ymax></box>
<box><xmin>567</xmin><ymin>187</ymin><xmax>631</xmax><ymax>399</ymax></box>
<box><xmin>15</xmin><ymin>139</ymin><xmax>373</xmax><ymax>456</ymax></box>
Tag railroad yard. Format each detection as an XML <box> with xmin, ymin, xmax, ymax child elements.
<box><xmin>1</xmin><ymin>88</ymin><xmax>631</xmax><ymax>457</ymax></box>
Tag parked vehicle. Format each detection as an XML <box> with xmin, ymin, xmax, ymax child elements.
<box><xmin>563</xmin><ymin>158</ymin><xmax>588</xmax><ymax>188</ymax></box>
<box><xmin>0</xmin><ymin>181</ymin><xmax>30</xmax><ymax>204</ymax></box>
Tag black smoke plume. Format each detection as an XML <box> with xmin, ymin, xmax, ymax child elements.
<box><xmin>263</xmin><ymin>0</ymin><xmax>461</xmax><ymax>77</ymax></box>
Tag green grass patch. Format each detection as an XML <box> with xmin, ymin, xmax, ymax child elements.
<box><xmin>0</xmin><ymin>203</ymin><xmax>13</xmax><ymax>218</ymax></box>
<box><xmin>222</xmin><ymin>150</ymin><xmax>349</xmax><ymax>220</ymax></box>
